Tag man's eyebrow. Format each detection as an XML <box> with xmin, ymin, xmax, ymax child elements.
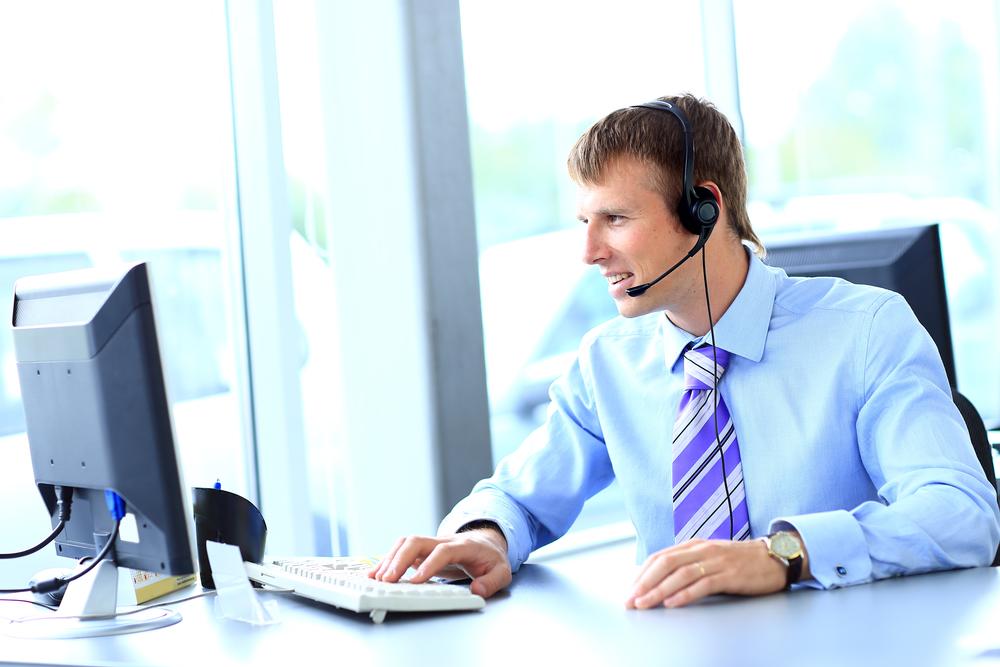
<box><xmin>578</xmin><ymin>205</ymin><xmax>635</xmax><ymax>220</ymax></box>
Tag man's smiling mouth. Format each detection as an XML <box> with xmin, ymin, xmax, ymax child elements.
<box><xmin>606</xmin><ymin>272</ymin><xmax>634</xmax><ymax>286</ymax></box>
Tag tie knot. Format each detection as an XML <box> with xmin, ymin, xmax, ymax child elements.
<box><xmin>683</xmin><ymin>345</ymin><xmax>730</xmax><ymax>390</ymax></box>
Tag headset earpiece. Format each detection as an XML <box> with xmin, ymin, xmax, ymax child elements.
<box><xmin>688</xmin><ymin>184</ymin><xmax>720</xmax><ymax>233</ymax></box>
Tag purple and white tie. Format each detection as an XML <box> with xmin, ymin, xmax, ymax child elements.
<box><xmin>671</xmin><ymin>345</ymin><xmax>750</xmax><ymax>542</ymax></box>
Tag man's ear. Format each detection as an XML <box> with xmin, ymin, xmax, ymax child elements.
<box><xmin>698</xmin><ymin>181</ymin><xmax>723</xmax><ymax>208</ymax></box>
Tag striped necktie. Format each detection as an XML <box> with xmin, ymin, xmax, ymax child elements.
<box><xmin>671</xmin><ymin>345</ymin><xmax>750</xmax><ymax>542</ymax></box>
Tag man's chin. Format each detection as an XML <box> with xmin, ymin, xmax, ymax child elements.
<box><xmin>614</xmin><ymin>299</ymin><xmax>659</xmax><ymax>319</ymax></box>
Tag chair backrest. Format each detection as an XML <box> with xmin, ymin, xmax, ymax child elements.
<box><xmin>952</xmin><ymin>388</ymin><xmax>1000</xmax><ymax>567</ymax></box>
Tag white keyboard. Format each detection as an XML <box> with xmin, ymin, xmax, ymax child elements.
<box><xmin>243</xmin><ymin>556</ymin><xmax>485</xmax><ymax>624</ymax></box>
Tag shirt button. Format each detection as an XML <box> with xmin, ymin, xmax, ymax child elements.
<box><xmin>836</xmin><ymin>566</ymin><xmax>847</xmax><ymax>577</ymax></box>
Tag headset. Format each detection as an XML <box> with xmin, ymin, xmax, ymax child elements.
<box><xmin>627</xmin><ymin>99</ymin><xmax>735</xmax><ymax>540</ymax></box>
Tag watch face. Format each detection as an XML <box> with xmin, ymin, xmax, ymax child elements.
<box><xmin>771</xmin><ymin>532</ymin><xmax>802</xmax><ymax>559</ymax></box>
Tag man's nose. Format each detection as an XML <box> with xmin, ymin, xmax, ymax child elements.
<box><xmin>582</xmin><ymin>225</ymin><xmax>605</xmax><ymax>265</ymax></box>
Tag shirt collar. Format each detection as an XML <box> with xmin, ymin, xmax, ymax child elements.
<box><xmin>661</xmin><ymin>247</ymin><xmax>777</xmax><ymax>371</ymax></box>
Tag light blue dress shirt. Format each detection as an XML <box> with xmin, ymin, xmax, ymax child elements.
<box><xmin>441</xmin><ymin>249</ymin><xmax>1000</xmax><ymax>589</ymax></box>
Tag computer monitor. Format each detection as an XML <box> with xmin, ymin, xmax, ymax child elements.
<box><xmin>9</xmin><ymin>262</ymin><xmax>195</xmax><ymax>637</ymax></box>
<box><xmin>764</xmin><ymin>224</ymin><xmax>956</xmax><ymax>387</ymax></box>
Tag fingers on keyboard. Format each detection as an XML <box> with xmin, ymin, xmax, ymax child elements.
<box><xmin>379</xmin><ymin>536</ymin><xmax>438</xmax><ymax>582</ymax></box>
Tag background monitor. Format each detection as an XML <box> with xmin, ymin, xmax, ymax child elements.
<box><xmin>763</xmin><ymin>224</ymin><xmax>957</xmax><ymax>387</ymax></box>
<box><xmin>11</xmin><ymin>262</ymin><xmax>195</xmax><ymax>577</ymax></box>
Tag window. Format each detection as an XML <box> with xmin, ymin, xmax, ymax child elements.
<box><xmin>735</xmin><ymin>0</ymin><xmax>1000</xmax><ymax>425</ymax></box>
<box><xmin>0</xmin><ymin>2</ymin><xmax>250</xmax><ymax>583</ymax></box>
<box><xmin>271</xmin><ymin>1</ymin><xmax>340</xmax><ymax>555</ymax></box>
<box><xmin>461</xmin><ymin>0</ymin><xmax>708</xmax><ymax>532</ymax></box>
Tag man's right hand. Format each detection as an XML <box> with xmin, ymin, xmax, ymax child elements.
<box><xmin>368</xmin><ymin>526</ymin><xmax>511</xmax><ymax>598</ymax></box>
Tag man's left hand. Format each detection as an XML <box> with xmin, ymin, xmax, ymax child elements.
<box><xmin>626</xmin><ymin>537</ymin><xmax>801</xmax><ymax>609</ymax></box>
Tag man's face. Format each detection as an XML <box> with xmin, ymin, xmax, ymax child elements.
<box><xmin>576</xmin><ymin>156</ymin><xmax>695</xmax><ymax>318</ymax></box>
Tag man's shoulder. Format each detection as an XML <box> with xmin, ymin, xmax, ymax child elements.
<box><xmin>772</xmin><ymin>272</ymin><xmax>899</xmax><ymax>318</ymax></box>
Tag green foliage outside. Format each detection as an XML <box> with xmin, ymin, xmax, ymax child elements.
<box><xmin>468</xmin><ymin>5</ymin><xmax>989</xmax><ymax>249</ymax></box>
<box><xmin>469</xmin><ymin>119</ymin><xmax>589</xmax><ymax>250</ymax></box>
<box><xmin>756</xmin><ymin>5</ymin><xmax>985</xmax><ymax>202</ymax></box>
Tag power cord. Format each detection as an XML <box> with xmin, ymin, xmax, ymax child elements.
<box><xmin>0</xmin><ymin>490</ymin><xmax>124</xmax><ymax>596</ymax></box>
<box><xmin>0</xmin><ymin>598</ymin><xmax>58</xmax><ymax>612</ymax></box>
<box><xmin>0</xmin><ymin>486</ymin><xmax>73</xmax><ymax>560</ymax></box>
<box><xmin>0</xmin><ymin>522</ymin><xmax>121</xmax><ymax>596</ymax></box>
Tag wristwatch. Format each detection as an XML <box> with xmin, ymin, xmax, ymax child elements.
<box><xmin>456</xmin><ymin>519</ymin><xmax>502</xmax><ymax>535</ymax></box>
<box><xmin>760</xmin><ymin>531</ymin><xmax>804</xmax><ymax>589</ymax></box>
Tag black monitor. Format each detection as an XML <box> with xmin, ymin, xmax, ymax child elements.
<box><xmin>9</xmin><ymin>262</ymin><xmax>195</xmax><ymax>637</ymax></box>
<box><xmin>764</xmin><ymin>224</ymin><xmax>956</xmax><ymax>387</ymax></box>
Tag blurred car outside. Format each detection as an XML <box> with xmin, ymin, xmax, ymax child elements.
<box><xmin>480</xmin><ymin>194</ymin><xmax>1000</xmax><ymax>461</ymax></box>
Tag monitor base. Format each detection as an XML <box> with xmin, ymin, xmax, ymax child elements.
<box><xmin>2</xmin><ymin>607</ymin><xmax>181</xmax><ymax>639</ymax></box>
<box><xmin>1</xmin><ymin>560</ymin><xmax>182</xmax><ymax>639</ymax></box>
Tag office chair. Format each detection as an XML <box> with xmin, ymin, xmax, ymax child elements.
<box><xmin>951</xmin><ymin>388</ymin><xmax>1000</xmax><ymax>567</ymax></box>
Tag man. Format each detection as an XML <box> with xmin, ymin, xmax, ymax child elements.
<box><xmin>371</xmin><ymin>94</ymin><xmax>1000</xmax><ymax>608</ymax></box>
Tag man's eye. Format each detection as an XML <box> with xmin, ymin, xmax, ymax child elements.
<box><xmin>608</xmin><ymin>215</ymin><xmax>625</xmax><ymax>224</ymax></box>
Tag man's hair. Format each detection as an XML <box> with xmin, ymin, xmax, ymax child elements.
<box><xmin>567</xmin><ymin>94</ymin><xmax>763</xmax><ymax>256</ymax></box>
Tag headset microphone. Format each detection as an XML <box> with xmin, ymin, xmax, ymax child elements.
<box><xmin>625</xmin><ymin>223</ymin><xmax>713</xmax><ymax>297</ymax></box>
<box><xmin>624</xmin><ymin>100</ymin><xmax>720</xmax><ymax>299</ymax></box>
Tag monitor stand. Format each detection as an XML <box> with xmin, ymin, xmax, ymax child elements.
<box><xmin>2</xmin><ymin>561</ymin><xmax>181</xmax><ymax>639</ymax></box>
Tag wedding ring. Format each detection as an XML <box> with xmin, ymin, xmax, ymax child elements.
<box><xmin>696</xmin><ymin>561</ymin><xmax>706</xmax><ymax>578</ymax></box>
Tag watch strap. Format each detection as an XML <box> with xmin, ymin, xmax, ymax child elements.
<box><xmin>762</xmin><ymin>533</ymin><xmax>804</xmax><ymax>589</ymax></box>
<box><xmin>456</xmin><ymin>519</ymin><xmax>502</xmax><ymax>535</ymax></box>
<box><xmin>785</xmin><ymin>552</ymin><xmax>803</xmax><ymax>589</ymax></box>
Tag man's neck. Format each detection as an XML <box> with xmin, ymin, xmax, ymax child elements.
<box><xmin>664</xmin><ymin>242</ymin><xmax>751</xmax><ymax>337</ymax></box>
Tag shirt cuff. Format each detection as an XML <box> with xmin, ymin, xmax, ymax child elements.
<box><xmin>770</xmin><ymin>509</ymin><xmax>873</xmax><ymax>589</ymax></box>
<box><xmin>438</xmin><ymin>488</ymin><xmax>534</xmax><ymax>572</ymax></box>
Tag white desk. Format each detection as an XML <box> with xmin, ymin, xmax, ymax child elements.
<box><xmin>3</xmin><ymin>539</ymin><xmax>1000</xmax><ymax>667</ymax></box>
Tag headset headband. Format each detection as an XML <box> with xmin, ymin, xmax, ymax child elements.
<box><xmin>631</xmin><ymin>100</ymin><xmax>696</xmax><ymax>212</ymax></box>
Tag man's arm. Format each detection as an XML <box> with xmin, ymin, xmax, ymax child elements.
<box><xmin>628</xmin><ymin>295</ymin><xmax>1000</xmax><ymax>608</ymax></box>
<box><xmin>775</xmin><ymin>295</ymin><xmax>1000</xmax><ymax>588</ymax></box>
<box><xmin>372</xmin><ymin>349</ymin><xmax>614</xmax><ymax>595</ymax></box>
<box><xmin>626</xmin><ymin>532</ymin><xmax>811</xmax><ymax>608</ymax></box>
